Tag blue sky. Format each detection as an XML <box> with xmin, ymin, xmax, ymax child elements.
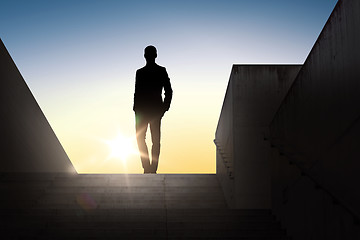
<box><xmin>0</xmin><ymin>0</ymin><xmax>338</xmax><ymax>108</ymax></box>
<box><xmin>0</xmin><ymin>0</ymin><xmax>338</xmax><ymax>173</ymax></box>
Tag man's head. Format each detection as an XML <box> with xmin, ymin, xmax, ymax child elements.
<box><xmin>144</xmin><ymin>45</ymin><xmax>157</xmax><ymax>62</ymax></box>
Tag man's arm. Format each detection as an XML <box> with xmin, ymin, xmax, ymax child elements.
<box><xmin>133</xmin><ymin>70</ymin><xmax>139</xmax><ymax>112</ymax></box>
<box><xmin>163</xmin><ymin>68</ymin><xmax>173</xmax><ymax>111</ymax></box>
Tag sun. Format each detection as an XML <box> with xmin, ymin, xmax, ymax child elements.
<box><xmin>103</xmin><ymin>132</ymin><xmax>138</xmax><ymax>162</ymax></box>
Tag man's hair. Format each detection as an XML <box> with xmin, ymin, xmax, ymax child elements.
<box><xmin>144</xmin><ymin>45</ymin><xmax>157</xmax><ymax>59</ymax></box>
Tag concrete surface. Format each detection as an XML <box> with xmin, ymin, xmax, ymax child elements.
<box><xmin>0</xmin><ymin>39</ymin><xmax>75</xmax><ymax>173</ymax></box>
<box><xmin>269</xmin><ymin>0</ymin><xmax>360</xmax><ymax>239</ymax></box>
<box><xmin>215</xmin><ymin>65</ymin><xmax>301</xmax><ymax>209</ymax></box>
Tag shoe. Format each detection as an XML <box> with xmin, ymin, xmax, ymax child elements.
<box><xmin>150</xmin><ymin>162</ymin><xmax>158</xmax><ymax>174</ymax></box>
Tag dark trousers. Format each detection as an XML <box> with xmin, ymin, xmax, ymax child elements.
<box><xmin>135</xmin><ymin>113</ymin><xmax>162</xmax><ymax>173</ymax></box>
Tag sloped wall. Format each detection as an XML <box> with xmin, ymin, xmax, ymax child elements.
<box><xmin>269</xmin><ymin>0</ymin><xmax>360</xmax><ymax>238</ymax></box>
<box><xmin>215</xmin><ymin>65</ymin><xmax>301</xmax><ymax>208</ymax></box>
<box><xmin>0</xmin><ymin>39</ymin><xmax>76</xmax><ymax>173</ymax></box>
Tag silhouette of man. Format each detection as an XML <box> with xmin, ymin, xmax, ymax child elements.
<box><xmin>133</xmin><ymin>46</ymin><xmax>172</xmax><ymax>174</ymax></box>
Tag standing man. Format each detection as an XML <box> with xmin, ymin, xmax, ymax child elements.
<box><xmin>133</xmin><ymin>46</ymin><xmax>173</xmax><ymax>174</ymax></box>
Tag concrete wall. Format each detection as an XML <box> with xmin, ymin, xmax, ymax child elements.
<box><xmin>215</xmin><ymin>72</ymin><xmax>235</xmax><ymax>207</ymax></box>
<box><xmin>0</xmin><ymin>39</ymin><xmax>76</xmax><ymax>173</ymax></box>
<box><xmin>215</xmin><ymin>65</ymin><xmax>301</xmax><ymax>208</ymax></box>
<box><xmin>269</xmin><ymin>0</ymin><xmax>360</xmax><ymax>238</ymax></box>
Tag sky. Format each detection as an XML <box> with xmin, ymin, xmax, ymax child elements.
<box><xmin>0</xmin><ymin>0</ymin><xmax>337</xmax><ymax>173</ymax></box>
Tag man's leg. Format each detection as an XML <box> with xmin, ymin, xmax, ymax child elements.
<box><xmin>135</xmin><ymin>113</ymin><xmax>151</xmax><ymax>173</ymax></box>
<box><xmin>149</xmin><ymin>117</ymin><xmax>161</xmax><ymax>173</ymax></box>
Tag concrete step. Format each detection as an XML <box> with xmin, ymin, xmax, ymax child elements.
<box><xmin>0</xmin><ymin>208</ymin><xmax>275</xmax><ymax>220</ymax></box>
<box><xmin>1</xmin><ymin>210</ymin><xmax>279</xmax><ymax>229</ymax></box>
<box><xmin>0</xmin><ymin>173</ymin><xmax>289</xmax><ymax>239</ymax></box>
<box><xmin>3</xmin><ymin>214</ymin><xmax>280</xmax><ymax>228</ymax></box>
<box><xmin>3</xmin><ymin>228</ymin><xmax>289</xmax><ymax>240</ymax></box>
<box><xmin>43</xmin><ymin>186</ymin><xmax>224</xmax><ymax>194</ymax></box>
<box><xmin>36</xmin><ymin>193</ymin><xmax>226</xmax><ymax>205</ymax></box>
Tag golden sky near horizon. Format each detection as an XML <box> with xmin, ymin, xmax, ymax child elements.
<box><xmin>49</xmin><ymin>68</ymin><xmax>224</xmax><ymax>174</ymax></box>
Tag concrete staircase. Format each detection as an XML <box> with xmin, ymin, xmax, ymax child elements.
<box><xmin>1</xmin><ymin>173</ymin><xmax>289</xmax><ymax>239</ymax></box>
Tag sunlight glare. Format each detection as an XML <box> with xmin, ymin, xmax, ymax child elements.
<box><xmin>103</xmin><ymin>132</ymin><xmax>138</xmax><ymax>163</ymax></box>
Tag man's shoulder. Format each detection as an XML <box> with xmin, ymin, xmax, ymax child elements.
<box><xmin>136</xmin><ymin>66</ymin><xmax>146</xmax><ymax>73</ymax></box>
<box><xmin>138</xmin><ymin>64</ymin><xmax>166</xmax><ymax>71</ymax></box>
<box><xmin>155</xmin><ymin>65</ymin><xmax>168</xmax><ymax>75</ymax></box>
<box><xmin>156</xmin><ymin>64</ymin><xmax>166</xmax><ymax>70</ymax></box>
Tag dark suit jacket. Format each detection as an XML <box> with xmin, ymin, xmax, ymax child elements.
<box><xmin>133</xmin><ymin>63</ymin><xmax>172</xmax><ymax>116</ymax></box>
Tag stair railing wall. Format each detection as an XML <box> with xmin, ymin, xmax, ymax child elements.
<box><xmin>215</xmin><ymin>75</ymin><xmax>235</xmax><ymax>207</ymax></box>
<box><xmin>0</xmin><ymin>39</ymin><xmax>76</xmax><ymax>173</ymax></box>
<box><xmin>215</xmin><ymin>65</ymin><xmax>301</xmax><ymax>209</ymax></box>
<box><xmin>268</xmin><ymin>0</ymin><xmax>360</xmax><ymax>239</ymax></box>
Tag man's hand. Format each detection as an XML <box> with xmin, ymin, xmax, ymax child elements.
<box><xmin>160</xmin><ymin>109</ymin><xmax>166</xmax><ymax>117</ymax></box>
<box><xmin>160</xmin><ymin>106</ymin><xmax>168</xmax><ymax>117</ymax></box>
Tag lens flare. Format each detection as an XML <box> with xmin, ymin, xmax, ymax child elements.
<box><xmin>76</xmin><ymin>193</ymin><xmax>97</xmax><ymax>210</ymax></box>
